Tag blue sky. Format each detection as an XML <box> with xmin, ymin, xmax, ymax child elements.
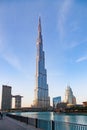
<box><xmin>0</xmin><ymin>0</ymin><xmax>87</xmax><ymax>108</ymax></box>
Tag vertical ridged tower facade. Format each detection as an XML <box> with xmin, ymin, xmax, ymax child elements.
<box><xmin>33</xmin><ymin>17</ymin><xmax>50</xmax><ymax>108</ymax></box>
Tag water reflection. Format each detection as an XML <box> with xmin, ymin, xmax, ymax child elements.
<box><xmin>53</xmin><ymin>112</ymin><xmax>87</xmax><ymax>125</ymax></box>
<box><xmin>64</xmin><ymin>115</ymin><xmax>78</xmax><ymax>123</ymax></box>
<box><xmin>14</xmin><ymin>112</ymin><xmax>87</xmax><ymax>125</ymax></box>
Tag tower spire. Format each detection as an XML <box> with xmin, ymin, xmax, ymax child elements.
<box><xmin>38</xmin><ymin>16</ymin><xmax>42</xmax><ymax>38</ymax></box>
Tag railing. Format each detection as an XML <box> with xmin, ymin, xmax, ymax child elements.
<box><xmin>37</xmin><ymin>119</ymin><xmax>51</xmax><ymax>130</ymax></box>
<box><xmin>6</xmin><ymin>114</ymin><xmax>87</xmax><ymax>130</ymax></box>
<box><xmin>54</xmin><ymin>121</ymin><xmax>87</xmax><ymax>130</ymax></box>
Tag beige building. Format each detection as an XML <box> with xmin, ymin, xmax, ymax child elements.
<box><xmin>64</xmin><ymin>85</ymin><xmax>76</xmax><ymax>105</ymax></box>
<box><xmin>83</xmin><ymin>101</ymin><xmax>87</xmax><ymax>107</ymax></box>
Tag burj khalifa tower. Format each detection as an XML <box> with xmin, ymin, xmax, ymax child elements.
<box><xmin>33</xmin><ymin>17</ymin><xmax>50</xmax><ymax>108</ymax></box>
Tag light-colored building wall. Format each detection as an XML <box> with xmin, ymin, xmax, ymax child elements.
<box><xmin>65</xmin><ymin>86</ymin><xmax>76</xmax><ymax>105</ymax></box>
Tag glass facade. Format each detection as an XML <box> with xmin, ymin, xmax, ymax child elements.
<box><xmin>53</xmin><ymin>96</ymin><xmax>61</xmax><ymax>108</ymax></box>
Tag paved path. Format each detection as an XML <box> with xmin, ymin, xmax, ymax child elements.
<box><xmin>0</xmin><ymin>116</ymin><xmax>43</xmax><ymax>130</ymax></box>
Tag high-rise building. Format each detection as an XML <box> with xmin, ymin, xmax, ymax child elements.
<box><xmin>53</xmin><ymin>96</ymin><xmax>61</xmax><ymax>108</ymax></box>
<box><xmin>1</xmin><ymin>85</ymin><xmax>12</xmax><ymax>110</ymax></box>
<box><xmin>12</xmin><ymin>95</ymin><xmax>23</xmax><ymax>108</ymax></box>
<box><xmin>64</xmin><ymin>85</ymin><xmax>76</xmax><ymax>105</ymax></box>
<box><xmin>33</xmin><ymin>17</ymin><xmax>50</xmax><ymax>108</ymax></box>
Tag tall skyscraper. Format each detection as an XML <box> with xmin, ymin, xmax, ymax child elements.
<box><xmin>33</xmin><ymin>17</ymin><xmax>50</xmax><ymax>108</ymax></box>
<box><xmin>64</xmin><ymin>85</ymin><xmax>76</xmax><ymax>105</ymax></box>
<box><xmin>1</xmin><ymin>85</ymin><xmax>12</xmax><ymax>110</ymax></box>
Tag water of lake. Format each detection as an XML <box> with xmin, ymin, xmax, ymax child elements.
<box><xmin>14</xmin><ymin>112</ymin><xmax>87</xmax><ymax>125</ymax></box>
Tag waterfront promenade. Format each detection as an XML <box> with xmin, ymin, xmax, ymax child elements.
<box><xmin>0</xmin><ymin>116</ymin><xmax>42</xmax><ymax>130</ymax></box>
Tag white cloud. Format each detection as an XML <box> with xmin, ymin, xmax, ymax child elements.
<box><xmin>76</xmin><ymin>56</ymin><xmax>87</xmax><ymax>63</ymax></box>
<box><xmin>3</xmin><ymin>52</ymin><xmax>21</xmax><ymax>70</ymax></box>
<box><xmin>58</xmin><ymin>0</ymin><xmax>73</xmax><ymax>41</ymax></box>
<box><xmin>0</xmin><ymin>26</ymin><xmax>21</xmax><ymax>71</ymax></box>
<box><xmin>64</xmin><ymin>38</ymin><xmax>87</xmax><ymax>50</ymax></box>
<box><xmin>64</xmin><ymin>41</ymin><xmax>79</xmax><ymax>49</ymax></box>
<box><xmin>0</xmin><ymin>40</ymin><xmax>21</xmax><ymax>70</ymax></box>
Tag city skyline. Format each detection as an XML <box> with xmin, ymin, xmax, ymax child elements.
<box><xmin>0</xmin><ymin>0</ymin><xmax>87</xmax><ymax>108</ymax></box>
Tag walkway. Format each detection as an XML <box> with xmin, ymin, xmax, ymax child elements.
<box><xmin>0</xmin><ymin>116</ymin><xmax>43</xmax><ymax>130</ymax></box>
